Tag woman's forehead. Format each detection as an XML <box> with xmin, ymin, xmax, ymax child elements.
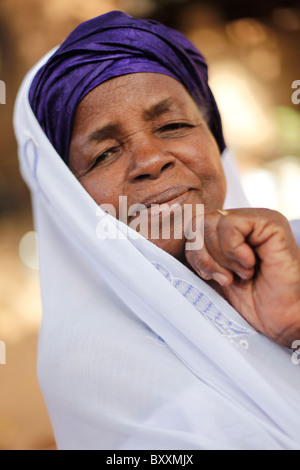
<box><xmin>74</xmin><ymin>73</ymin><xmax>198</xmax><ymax>120</ymax></box>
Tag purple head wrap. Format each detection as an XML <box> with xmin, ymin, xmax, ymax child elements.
<box><xmin>29</xmin><ymin>10</ymin><xmax>226</xmax><ymax>163</ymax></box>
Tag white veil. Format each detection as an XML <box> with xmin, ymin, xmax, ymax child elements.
<box><xmin>13</xmin><ymin>53</ymin><xmax>300</xmax><ymax>450</ymax></box>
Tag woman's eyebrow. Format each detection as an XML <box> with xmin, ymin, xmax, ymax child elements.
<box><xmin>88</xmin><ymin>124</ymin><xmax>121</xmax><ymax>143</ymax></box>
<box><xmin>143</xmin><ymin>98</ymin><xmax>176</xmax><ymax>121</ymax></box>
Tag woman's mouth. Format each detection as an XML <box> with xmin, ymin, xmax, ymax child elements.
<box><xmin>141</xmin><ymin>186</ymin><xmax>191</xmax><ymax>207</ymax></box>
<box><xmin>127</xmin><ymin>187</ymin><xmax>202</xmax><ymax>224</ymax></box>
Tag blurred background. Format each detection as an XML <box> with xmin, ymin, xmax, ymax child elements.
<box><xmin>0</xmin><ymin>0</ymin><xmax>299</xmax><ymax>450</ymax></box>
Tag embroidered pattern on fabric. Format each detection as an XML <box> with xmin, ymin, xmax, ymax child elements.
<box><xmin>152</xmin><ymin>262</ymin><xmax>255</xmax><ymax>346</ymax></box>
<box><xmin>23</xmin><ymin>135</ymin><xmax>50</xmax><ymax>204</ymax></box>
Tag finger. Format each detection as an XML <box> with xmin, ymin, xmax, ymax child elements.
<box><xmin>186</xmin><ymin>210</ymin><xmax>256</xmax><ymax>284</ymax></box>
<box><xmin>217</xmin><ymin>215</ymin><xmax>257</xmax><ymax>270</ymax></box>
<box><xmin>204</xmin><ymin>212</ymin><xmax>256</xmax><ymax>280</ymax></box>
<box><xmin>185</xmin><ymin>241</ymin><xmax>234</xmax><ymax>286</ymax></box>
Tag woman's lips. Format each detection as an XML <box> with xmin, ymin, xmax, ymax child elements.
<box><xmin>141</xmin><ymin>186</ymin><xmax>191</xmax><ymax>208</ymax></box>
<box><xmin>128</xmin><ymin>188</ymin><xmax>199</xmax><ymax>219</ymax></box>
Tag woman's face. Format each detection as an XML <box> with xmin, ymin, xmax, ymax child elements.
<box><xmin>69</xmin><ymin>73</ymin><xmax>226</xmax><ymax>260</ymax></box>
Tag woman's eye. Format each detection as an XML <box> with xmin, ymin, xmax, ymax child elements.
<box><xmin>158</xmin><ymin>122</ymin><xmax>192</xmax><ymax>133</ymax></box>
<box><xmin>93</xmin><ymin>146</ymin><xmax>119</xmax><ymax>167</ymax></box>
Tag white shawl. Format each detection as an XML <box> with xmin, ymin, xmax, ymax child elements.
<box><xmin>13</xmin><ymin>53</ymin><xmax>300</xmax><ymax>450</ymax></box>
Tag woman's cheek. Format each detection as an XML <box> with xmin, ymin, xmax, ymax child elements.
<box><xmin>80</xmin><ymin>175</ymin><xmax>118</xmax><ymax>210</ymax></box>
<box><xmin>202</xmin><ymin>174</ymin><xmax>226</xmax><ymax>211</ymax></box>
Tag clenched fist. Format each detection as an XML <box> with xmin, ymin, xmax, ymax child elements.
<box><xmin>185</xmin><ymin>208</ymin><xmax>300</xmax><ymax>347</ymax></box>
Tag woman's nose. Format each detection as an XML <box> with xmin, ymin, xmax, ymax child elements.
<box><xmin>127</xmin><ymin>138</ymin><xmax>176</xmax><ymax>181</ymax></box>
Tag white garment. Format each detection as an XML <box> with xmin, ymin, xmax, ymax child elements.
<box><xmin>14</xmin><ymin>54</ymin><xmax>300</xmax><ymax>450</ymax></box>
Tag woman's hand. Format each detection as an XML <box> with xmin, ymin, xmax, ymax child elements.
<box><xmin>185</xmin><ymin>208</ymin><xmax>300</xmax><ymax>347</ymax></box>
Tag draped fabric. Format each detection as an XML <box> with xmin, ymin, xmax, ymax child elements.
<box><xmin>28</xmin><ymin>11</ymin><xmax>225</xmax><ymax>163</ymax></box>
<box><xmin>13</xmin><ymin>49</ymin><xmax>300</xmax><ymax>450</ymax></box>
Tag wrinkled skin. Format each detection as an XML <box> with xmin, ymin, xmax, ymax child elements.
<box><xmin>69</xmin><ymin>73</ymin><xmax>300</xmax><ymax>347</ymax></box>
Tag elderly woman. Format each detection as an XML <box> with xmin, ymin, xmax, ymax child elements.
<box><xmin>14</xmin><ymin>11</ymin><xmax>300</xmax><ymax>450</ymax></box>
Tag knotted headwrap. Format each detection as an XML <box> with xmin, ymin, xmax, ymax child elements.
<box><xmin>29</xmin><ymin>10</ymin><xmax>226</xmax><ymax>163</ymax></box>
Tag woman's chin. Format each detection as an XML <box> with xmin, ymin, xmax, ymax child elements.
<box><xmin>148</xmin><ymin>236</ymin><xmax>186</xmax><ymax>262</ymax></box>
